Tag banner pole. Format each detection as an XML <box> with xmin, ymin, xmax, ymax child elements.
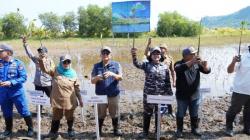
<box><xmin>37</xmin><ymin>105</ymin><xmax>41</xmax><ymax>140</ymax></box>
<box><xmin>157</xmin><ymin>104</ymin><xmax>161</xmax><ymax>140</ymax></box>
<box><xmin>95</xmin><ymin>104</ymin><xmax>100</xmax><ymax>140</ymax></box>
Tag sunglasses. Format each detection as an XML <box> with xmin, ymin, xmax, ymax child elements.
<box><xmin>101</xmin><ymin>51</ymin><xmax>110</xmax><ymax>55</ymax></box>
<box><xmin>63</xmin><ymin>60</ymin><xmax>71</xmax><ymax>64</ymax></box>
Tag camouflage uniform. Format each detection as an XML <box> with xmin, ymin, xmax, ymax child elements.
<box><xmin>133</xmin><ymin>59</ymin><xmax>173</xmax><ymax>115</ymax></box>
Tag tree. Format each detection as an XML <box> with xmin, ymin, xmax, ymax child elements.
<box><xmin>1</xmin><ymin>12</ymin><xmax>26</xmax><ymax>38</ymax></box>
<box><xmin>157</xmin><ymin>11</ymin><xmax>200</xmax><ymax>37</ymax></box>
<box><xmin>39</xmin><ymin>12</ymin><xmax>62</xmax><ymax>37</ymax></box>
<box><xmin>62</xmin><ymin>11</ymin><xmax>77</xmax><ymax>37</ymax></box>
<box><xmin>78</xmin><ymin>5</ymin><xmax>112</xmax><ymax>37</ymax></box>
<box><xmin>78</xmin><ymin>6</ymin><xmax>89</xmax><ymax>37</ymax></box>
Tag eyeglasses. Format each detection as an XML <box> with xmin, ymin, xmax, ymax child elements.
<box><xmin>63</xmin><ymin>60</ymin><xmax>71</xmax><ymax>64</ymax></box>
<box><xmin>101</xmin><ymin>51</ymin><xmax>110</xmax><ymax>55</ymax></box>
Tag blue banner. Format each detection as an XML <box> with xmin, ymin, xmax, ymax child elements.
<box><xmin>112</xmin><ymin>0</ymin><xmax>150</xmax><ymax>33</ymax></box>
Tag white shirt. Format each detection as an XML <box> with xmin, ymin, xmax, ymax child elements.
<box><xmin>232</xmin><ymin>53</ymin><xmax>250</xmax><ymax>95</ymax></box>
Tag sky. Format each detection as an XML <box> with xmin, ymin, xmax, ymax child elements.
<box><xmin>1</xmin><ymin>0</ymin><xmax>250</xmax><ymax>29</ymax></box>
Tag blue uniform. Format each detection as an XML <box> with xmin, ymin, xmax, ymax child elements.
<box><xmin>0</xmin><ymin>58</ymin><xmax>30</xmax><ymax>118</ymax></box>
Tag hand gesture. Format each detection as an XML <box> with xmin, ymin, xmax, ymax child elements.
<box><xmin>0</xmin><ymin>81</ymin><xmax>11</xmax><ymax>87</ymax></box>
<box><xmin>147</xmin><ymin>37</ymin><xmax>152</xmax><ymax>46</ymax></box>
<box><xmin>21</xmin><ymin>36</ymin><xmax>27</xmax><ymax>44</ymax></box>
<box><xmin>103</xmin><ymin>71</ymin><xmax>115</xmax><ymax>79</ymax></box>
<box><xmin>232</xmin><ymin>55</ymin><xmax>241</xmax><ymax>63</ymax></box>
<box><xmin>131</xmin><ymin>48</ymin><xmax>137</xmax><ymax>57</ymax></box>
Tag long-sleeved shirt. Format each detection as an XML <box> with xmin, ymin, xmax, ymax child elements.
<box><xmin>0</xmin><ymin>58</ymin><xmax>27</xmax><ymax>97</ymax></box>
<box><xmin>23</xmin><ymin>44</ymin><xmax>54</xmax><ymax>87</ymax></box>
<box><xmin>174</xmin><ymin>59</ymin><xmax>211</xmax><ymax>100</ymax></box>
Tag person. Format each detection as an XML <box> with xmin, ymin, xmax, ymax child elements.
<box><xmin>174</xmin><ymin>46</ymin><xmax>210</xmax><ymax>138</ymax></box>
<box><xmin>22</xmin><ymin>37</ymin><xmax>54</xmax><ymax>98</ymax></box>
<box><xmin>131</xmin><ymin>46</ymin><xmax>173</xmax><ymax>138</ymax></box>
<box><xmin>225</xmin><ymin>46</ymin><xmax>250</xmax><ymax>137</ymax></box>
<box><xmin>39</xmin><ymin>54</ymin><xmax>83</xmax><ymax>138</ymax></box>
<box><xmin>91</xmin><ymin>46</ymin><xmax>123</xmax><ymax>136</ymax></box>
<box><xmin>0</xmin><ymin>44</ymin><xmax>34</xmax><ymax>137</ymax></box>
<box><xmin>22</xmin><ymin>37</ymin><xmax>54</xmax><ymax>114</ymax></box>
<box><xmin>144</xmin><ymin>39</ymin><xmax>176</xmax><ymax>117</ymax></box>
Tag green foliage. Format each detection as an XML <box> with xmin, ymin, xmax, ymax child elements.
<box><xmin>39</xmin><ymin>12</ymin><xmax>62</xmax><ymax>37</ymax></box>
<box><xmin>157</xmin><ymin>11</ymin><xmax>200</xmax><ymax>37</ymax></box>
<box><xmin>78</xmin><ymin>5</ymin><xmax>111</xmax><ymax>37</ymax></box>
<box><xmin>62</xmin><ymin>11</ymin><xmax>77</xmax><ymax>37</ymax></box>
<box><xmin>1</xmin><ymin>12</ymin><xmax>26</xmax><ymax>38</ymax></box>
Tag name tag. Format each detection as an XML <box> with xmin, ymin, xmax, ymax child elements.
<box><xmin>82</xmin><ymin>95</ymin><xmax>107</xmax><ymax>104</ymax></box>
<box><xmin>147</xmin><ymin>95</ymin><xmax>174</xmax><ymax>104</ymax></box>
<box><xmin>27</xmin><ymin>90</ymin><xmax>50</xmax><ymax>106</ymax></box>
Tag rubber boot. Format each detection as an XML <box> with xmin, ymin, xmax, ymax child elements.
<box><xmin>225</xmin><ymin>114</ymin><xmax>235</xmax><ymax>137</ymax></box>
<box><xmin>48</xmin><ymin>120</ymin><xmax>60</xmax><ymax>138</ymax></box>
<box><xmin>67</xmin><ymin>120</ymin><xmax>75</xmax><ymax>137</ymax></box>
<box><xmin>139</xmin><ymin>114</ymin><xmax>151</xmax><ymax>138</ymax></box>
<box><xmin>2</xmin><ymin>118</ymin><xmax>13</xmax><ymax>137</ymax></box>
<box><xmin>176</xmin><ymin>117</ymin><xmax>183</xmax><ymax>138</ymax></box>
<box><xmin>112</xmin><ymin>117</ymin><xmax>122</xmax><ymax>136</ymax></box>
<box><xmin>24</xmin><ymin>116</ymin><xmax>34</xmax><ymax>137</ymax></box>
<box><xmin>243</xmin><ymin>112</ymin><xmax>250</xmax><ymax>135</ymax></box>
<box><xmin>98</xmin><ymin>118</ymin><xmax>104</xmax><ymax>136</ymax></box>
<box><xmin>191</xmin><ymin>117</ymin><xmax>202</xmax><ymax>136</ymax></box>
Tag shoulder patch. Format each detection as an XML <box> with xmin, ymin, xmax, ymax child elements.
<box><xmin>18</xmin><ymin>64</ymin><xmax>24</xmax><ymax>70</ymax></box>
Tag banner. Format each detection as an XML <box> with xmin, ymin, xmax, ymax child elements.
<box><xmin>112</xmin><ymin>0</ymin><xmax>150</xmax><ymax>33</ymax></box>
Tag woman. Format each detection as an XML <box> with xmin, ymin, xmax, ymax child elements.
<box><xmin>39</xmin><ymin>54</ymin><xmax>83</xmax><ymax>138</ymax></box>
<box><xmin>131</xmin><ymin>46</ymin><xmax>173</xmax><ymax>138</ymax></box>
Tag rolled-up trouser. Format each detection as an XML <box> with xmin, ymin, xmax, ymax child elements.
<box><xmin>98</xmin><ymin>95</ymin><xmax>120</xmax><ymax>119</ymax></box>
<box><xmin>1</xmin><ymin>93</ymin><xmax>31</xmax><ymax>118</ymax></box>
<box><xmin>52</xmin><ymin>108</ymin><xmax>75</xmax><ymax>121</ymax></box>
<box><xmin>176</xmin><ymin>98</ymin><xmax>200</xmax><ymax>118</ymax></box>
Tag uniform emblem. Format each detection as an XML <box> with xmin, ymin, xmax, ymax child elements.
<box><xmin>18</xmin><ymin>64</ymin><xmax>24</xmax><ymax>70</ymax></box>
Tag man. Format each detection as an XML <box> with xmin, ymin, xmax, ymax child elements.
<box><xmin>0</xmin><ymin>44</ymin><xmax>33</xmax><ymax>138</ymax></box>
<box><xmin>91</xmin><ymin>46</ymin><xmax>123</xmax><ymax>136</ymax></box>
<box><xmin>225</xmin><ymin>45</ymin><xmax>250</xmax><ymax>137</ymax></box>
<box><xmin>174</xmin><ymin>46</ymin><xmax>210</xmax><ymax>138</ymax></box>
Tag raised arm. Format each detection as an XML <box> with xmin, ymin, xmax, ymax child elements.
<box><xmin>131</xmin><ymin>48</ymin><xmax>147</xmax><ymax>69</ymax></box>
<box><xmin>144</xmin><ymin>37</ymin><xmax>151</xmax><ymax>57</ymax></box>
<box><xmin>38</xmin><ymin>58</ymin><xmax>55</xmax><ymax>77</ymax></box>
<box><xmin>227</xmin><ymin>56</ymin><xmax>240</xmax><ymax>73</ymax></box>
<box><xmin>22</xmin><ymin>36</ymin><xmax>38</xmax><ymax>63</ymax></box>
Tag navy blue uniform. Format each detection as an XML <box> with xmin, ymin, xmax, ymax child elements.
<box><xmin>0</xmin><ymin>58</ymin><xmax>31</xmax><ymax>118</ymax></box>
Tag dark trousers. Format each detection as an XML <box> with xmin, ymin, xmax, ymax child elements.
<box><xmin>226</xmin><ymin>92</ymin><xmax>250</xmax><ymax>130</ymax></box>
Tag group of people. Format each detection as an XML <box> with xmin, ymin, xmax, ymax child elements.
<box><xmin>0</xmin><ymin>37</ymin><xmax>249</xmax><ymax>139</ymax></box>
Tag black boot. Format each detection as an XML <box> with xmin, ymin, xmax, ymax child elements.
<box><xmin>98</xmin><ymin>118</ymin><xmax>104</xmax><ymax>136</ymax></box>
<box><xmin>2</xmin><ymin>118</ymin><xmax>13</xmax><ymax>137</ymax></box>
<box><xmin>225</xmin><ymin>114</ymin><xmax>235</xmax><ymax>137</ymax></box>
<box><xmin>67</xmin><ymin>120</ymin><xmax>75</xmax><ymax>137</ymax></box>
<box><xmin>139</xmin><ymin>114</ymin><xmax>151</xmax><ymax>138</ymax></box>
<box><xmin>176</xmin><ymin>117</ymin><xmax>183</xmax><ymax>138</ymax></box>
<box><xmin>48</xmin><ymin>120</ymin><xmax>60</xmax><ymax>138</ymax></box>
<box><xmin>24</xmin><ymin>116</ymin><xmax>34</xmax><ymax>137</ymax></box>
<box><xmin>191</xmin><ymin>117</ymin><xmax>202</xmax><ymax>136</ymax></box>
<box><xmin>243</xmin><ymin>112</ymin><xmax>250</xmax><ymax>135</ymax></box>
<box><xmin>112</xmin><ymin>117</ymin><xmax>122</xmax><ymax>136</ymax></box>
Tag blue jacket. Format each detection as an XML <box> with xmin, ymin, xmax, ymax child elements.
<box><xmin>0</xmin><ymin>58</ymin><xmax>27</xmax><ymax>98</ymax></box>
<box><xmin>91</xmin><ymin>60</ymin><xmax>122</xmax><ymax>97</ymax></box>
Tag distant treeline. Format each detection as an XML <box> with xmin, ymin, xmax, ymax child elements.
<box><xmin>0</xmin><ymin>5</ymin><xmax>213</xmax><ymax>40</ymax></box>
